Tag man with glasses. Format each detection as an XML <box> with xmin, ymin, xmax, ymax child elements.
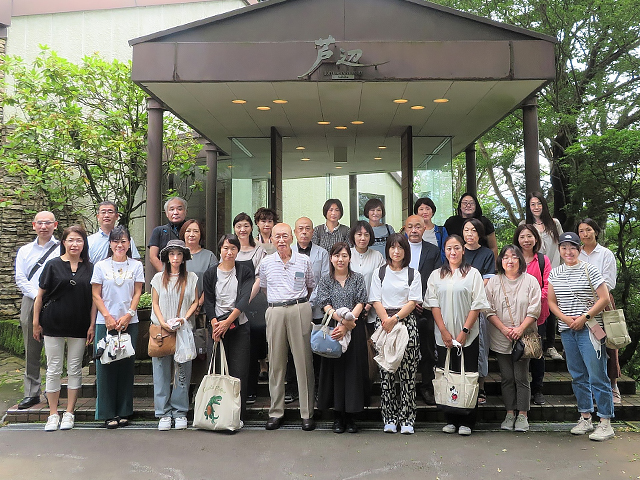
<box><xmin>148</xmin><ymin>197</ymin><xmax>188</xmax><ymax>273</ymax></box>
<box><xmin>259</xmin><ymin>223</ymin><xmax>316</xmax><ymax>431</ymax></box>
<box><xmin>14</xmin><ymin>211</ymin><xmax>60</xmax><ymax>409</ymax></box>
<box><xmin>88</xmin><ymin>201</ymin><xmax>141</xmax><ymax>263</ymax></box>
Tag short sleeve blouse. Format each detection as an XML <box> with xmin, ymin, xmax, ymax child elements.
<box><xmin>91</xmin><ymin>258</ymin><xmax>145</xmax><ymax>325</ymax></box>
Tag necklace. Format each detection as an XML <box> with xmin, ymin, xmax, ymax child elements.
<box><xmin>111</xmin><ymin>258</ymin><xmax>130</xmax><ymax>287</ymax></box>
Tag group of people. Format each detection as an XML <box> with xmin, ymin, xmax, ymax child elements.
<box><xmin>13</xmin><ymin>192</ymin><xmax>619</xmax><ymax>441</ymax></box>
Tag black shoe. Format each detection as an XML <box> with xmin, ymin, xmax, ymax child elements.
<box><xmin>246</xmin><ymin>394</ymin><xmax>257</xmax><ymax>405</ymax></box>
<box><xmin>333</xmin><ymin>419</ymin><xmax>345</xmax><ymax>434</ymax></box>
<box><xmin>346</xmin><ymin>421</ymin><xmax>359</xmax><ymax>433</ymax></box>
<box><xmin>419</xmin><ymin>388</ymin><xmax>436</xmax><ymax>406</ymax></box>
<box><xmin>284</xmin><ymin>391</ymin><xmax>299</xmax><ymax>404</ymax></box>
<box><xmin>301</xmin><ymin>418</ymin><xmax>316</xmax><ymax>431</ymax></box>
<box><xmin>265</xmin><ymin>416</ymin><xmax>284</xmax><ymax>430</ymax></box>
<box><xmin>533</xmin><ymin>392</ymin><xmax>546</xmax><ymax>405</ymax></box>
<box><xmin>258</xmin><ymin>371</ymin><xmax>268</xmax><ymax>382</ymax></box>
<box><xmin>17</xmin><ymin>396</ymin><xmax>40</xmax><ymax>410</ymax></box>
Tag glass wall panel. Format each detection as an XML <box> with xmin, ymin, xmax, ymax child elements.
<box><xmin>412</xmin><ymin>137</ymin><xmax>453</xmax><ymax>226</ymax></box>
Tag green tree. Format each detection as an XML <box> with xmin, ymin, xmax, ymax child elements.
<box><xmin>0</xmin><ymin>47</ymin><xmax>203</xmax><ymax>228</ymax></box>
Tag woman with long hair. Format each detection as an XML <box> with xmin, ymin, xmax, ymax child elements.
<box><xmin>316</xmin><ymin>242</ymin><xmax>368</xmax><ymax>433</ymax></box>
<box><xmin>91</xmin><ymin>225</ymin><xmax>144</xmax><ymax>428</ymax></box>
<box><xmin>424</xmin><ymin>235</ymin><xmax>489</xmax><ymax>436</ymax></box>
<box><xmin>33</xmin><ymin>225</ymin><xmax>96</xmax><ymax>431</ymax></box>
<box><xmin>150</xmin><ymin>239</ymin><xmax>199</xmax><ymax>431</ymax></box>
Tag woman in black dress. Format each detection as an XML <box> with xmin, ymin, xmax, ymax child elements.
<box><xmin>316</xmin><ymin>242</ymin><xmax>368</xmax><ymax>433</ymax></box>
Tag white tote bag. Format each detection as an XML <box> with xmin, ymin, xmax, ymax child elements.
<box><xmin>193</xmin><ymin>341</ymin><xmax>242</xmax><ymax>431</ymax></box>
<box><xmin>433</xmin><ymin>348</ymin><xmax>479</xmax><ymax>413</ymax></box>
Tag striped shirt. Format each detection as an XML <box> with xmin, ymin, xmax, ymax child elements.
<box><xmin>259</xmin><ymin>251</ymin><xmax>316</xmax><ymax>303</ymax></box>
<box><xmin>548</xmin><ymin>261</ymin><xmax>604</xmax><ymax>331</ymax></box>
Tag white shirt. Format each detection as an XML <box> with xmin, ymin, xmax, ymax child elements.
<box><xmin>91</xmin><ymin>258</ymin><xmax>145</xmax><ymax>324</ymax></box>
<box><xmin>15</xmin><ymin>237</ymin><xmax>60</xmax><ymax>299</ymax></box>
<box><xmin>424</xmin><ymin>267</ymin><xmax>490</xmax><ymax>347</ymax></box>
<box><xmin>259</xmin><ymin>251</ymin><xmax>315</xmax><ymax>303</ymax></box>
<box><xmin>369</xmin><ymin>265</ymin><xmax>423</xmax><ymax>309</ymax></box>
<box><xmin>88</xmin><ymin>228</ymin><xmax>140</xmax><ymax>264</ymax></box>
<box><xmin>409</xmin><ymin>241</ymin><xmax>422</xmax><ymax>270</ymax></box>
<box><xmin>350</xmin><ymin>247</ymin><xmax>386</xmax><ymax>323</ymax></box>
<box><xmin>579</xmin><ymin>244</ymin><xmax>616</xmax><ymax>290</ymax></box>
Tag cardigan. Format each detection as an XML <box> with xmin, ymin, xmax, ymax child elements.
<box><xmin>202</xmin><ymin>261</ymin><xmax>254</xmax><ymax>323</ymax></box>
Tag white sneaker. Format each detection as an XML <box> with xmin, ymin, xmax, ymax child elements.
<box><xmin>442</xmin><ymin>424</ymin><xmax>456</xmax><ymax>434</ymax></box>
<box><xmin>545</xmin><ymin>347</ymin><xmax>563</xmax><ymax>360</ymax></box>
<box><xmin>383</xmin><ymin>423</ymin><xmax>397</xmax><ymax>433</ymax></box>
<box><xmin>174</xmin><ymin>416</ymin><xmax>188</xmax><ymax>430</ymax></box>
<box><xmin>501</xmin><ymin>412</ymin><xmax>516</xmax><ymax>431</ymax></box>
<box><xmin>589</xmin><ymin>419</ymin><xmax>615</xmax><ymax>441</ymax></box>
<box><xmin>158</xmin><ymin>416</ymin><xmax>172</xmax><ymax>431</ymax></box>
<box><xmin>514</xmin><ymin>414</ymin><xmax>529</xmax><ymax>432</ymax></box>
<box><xmin>44</xmin><ymin>414</ymin><xmax>60</xmax><ymax>432</ymax></box>
<box><xmin>59</xmin><ymin>412</ymin><xmax>75</xmax><ymax>430</ymax></box>
<box><xmin>458</xmin><ymin>426</ymin><xmax>472</xmax><ymax>436</ymax></box>
<box><xmin>612</xmin><ymin>385</ymin><xmax>622</xmax><ymax>404</ymax></box>
<box><xmin>570</xmin><ymin>416</ymin><xmax>594</xmax><ymax>435</ymax></box>
<box><xmin>400</xmin><ymin>425</ymin><xmax>414</xmax><ymax>435</ymax></box>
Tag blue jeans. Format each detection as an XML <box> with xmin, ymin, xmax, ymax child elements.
<box><xmin>560</xmin><ymin>328</ymin><xmax>614</xmax><ymax>419</ymax></box>
<box><xmin>152</xmin><ymin>355</ymin><xmax>192</xmax><ymax>418</ymax></box>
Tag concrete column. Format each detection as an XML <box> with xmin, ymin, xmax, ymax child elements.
<box><xmin>522</xmin><ymin>96</ymin><xmax>541</xmax><ymax>194</ymax></box>
<box><xmin>204</xmin><ymin>142</ymin><xmax>218</xmax><ymax>251</ymax></box>
<box><xmin>465</xmin><ymin>144</ymin><xmax>477</xmax><ymax>196</ymax></box>
<box><xmin>400</xmin><ymin>126</ymin><xmax>413</xmax><ymax>220</ymax></box>
<box><xmin>270</xmin><ymin>127</ymin><xmax>283</xmax><ymax>220</ymax></box>
<box><xmin>145</xmin><ymin>98</ymin><xmax>165</xmax><ymax>288</ymax></box>
<box><xmin>349</xmin><ymin>174</ymin><xmax>358</xmax><ymax>225</ymax></box>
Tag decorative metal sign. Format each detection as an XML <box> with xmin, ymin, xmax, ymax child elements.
<box><xmin>298</xmin><ymin>35</ymin><xmax>388</xmax><ymax>79</ymax></box>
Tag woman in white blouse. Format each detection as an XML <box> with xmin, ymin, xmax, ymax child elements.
<box><xmin>369</xmin><ymin>233</ymin><xmax>423</xmax><ymax>435</ymax></box>
<box><xmin>425</xmin><ymin>235</ymin><xmax>490</xmax><ymax>436</ymax></box>
<box><xmin>485</xmin><ymin>245</ymin><xmax>541</xmax><ymax>433</ymax></box>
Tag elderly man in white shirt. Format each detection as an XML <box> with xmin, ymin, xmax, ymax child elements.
<box><xmin>14</xmin><ymin>211</ymin><xmax>60</xmax><ymax>409</ymax></box>
<box><xmin>259</xmin><ymin>223</ymin><xmax>316</xmax><ymax>431</ymax></box>
<box><xmin>88</xmin><ymin>201</ymin><xmax>140</xmax><ymax>264</ymax></box>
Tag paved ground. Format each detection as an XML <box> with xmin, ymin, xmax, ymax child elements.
<box><xmin>0</xmin><ymin>350</ymin><xmax>33</xmax><ymax>417</ymax></box>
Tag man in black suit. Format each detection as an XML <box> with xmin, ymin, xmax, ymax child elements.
<box><xmin>405</xmin><ymin>215</ymin><xmax>442</xmax><ymax>405</ymax></box>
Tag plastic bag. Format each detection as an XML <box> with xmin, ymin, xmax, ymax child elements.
<box><xmin>174</xmin><ymin>321</ymin><xmax>197</xmax><ymax>363</ymax></box>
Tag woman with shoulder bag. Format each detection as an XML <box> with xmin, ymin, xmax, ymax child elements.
<box><xmin>485</xmin><ymin>245</ymin><xmax>541</xmax><ymax>432</ymax></box>
<box><xmin>202</xmin><ymin>234</ymin><xmax>254</xmax><ymax>422</ymax></box>
<box><xmin>150</xmin><ymin>239</ymin><xmax>199</xmax><ymax>431</ymax></box>
<box><xmin>91</xmin><ymin>226</ymin><xmax>144</xmax><ymax>428</ymax></box>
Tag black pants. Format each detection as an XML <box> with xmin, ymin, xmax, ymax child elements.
<box><xmin>436</xmin><ymin>337</ymin><xmax>479</xmax><ymax>429</ymax></box>
<box><xmin>246</xmin><ymin>292</ymin><xmax>268</xmax><ymax>397</ymax></box>
<box><xmin>416</xmin><ymin>310</ymin><xmax>436</xmax><ymax>394</ymax></box>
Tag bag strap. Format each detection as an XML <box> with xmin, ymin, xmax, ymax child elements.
<box><xmin>537</xmin><ymin>253</ymin><xmax>545</xmax><ymax>289</ymax></box>
<box><xmin>27</xmin><ymin>241</ymin><xmax>60</xmax><ymax>281</ymax></box>
<box><xmin>499</xmin><ymin>276</ymin><xmax>516</xmax><ymax>326</ymax></box>
<box><xmin>379</xmin><ymin>265</ymin><xmax>414</xmax><ymax>286</ymax></box>
<box><xmin>176</xmin><ymin>280</ymin><xmax>187</xmax><ymax>318</ymax></box>
<box><xmin>444</xmin><ymin>346</ymin><xmax>465</xmax><ymax>377</ymax></box>
<box><xmin>584</xmin><ymin>263</ymin><xmax>614</xmax><ymax>311</ymax></box>
<box><xmin>209</xmin><ymin>340</ymin><xmax>230</xmax><ymax>376</ymax></box>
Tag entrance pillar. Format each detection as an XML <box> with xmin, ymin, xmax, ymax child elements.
<box><xmin>465</xmin><ymin>144</ymin><xmax>477</xmax><ymax>196</ymax></box>
<box><xmin>522</xmin><ymin>96</ymin><xmax>541</xmax><ymax>194</ymax></box>
<box><xmin>349</xmin><ymin>175</ymin><xmax>358</xmax><ymax>225</ymax></box>
<box><xmin>400</xmin><ymin>126</ymin><xmax>413</xmax><ymax>220</ymax></box>
<box><xmin>270</xmin><ymin>127</ymin><xmax>282</xmax><ymax>220</ymax></box>
<box><xmin>145</xmin><ymin>98</ymin><xmax>164</xmax><ymax>288</ymax></box>
<box><xmin>204</xmin><ymin>142</ymin><xmax>218</xmax><ymax>252</ymax></box>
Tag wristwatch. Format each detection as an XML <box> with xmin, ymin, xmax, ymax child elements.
<box><xmin>462</xmin><ymin>327</ymin><xmax>470</xmax><ymax>334</ymax></box>
<box><xmin>585</xmin><ymin>313</ymin><xmax>591</xmax><ymax>320</ymax></box>
<box><xmin>395</xmin><ymin>314</ymin><xmax>401</xmax><ymax>322</ymax></box>
<box><xmin>127</xmin><ymin>308</ymin><xmax>136</xmax><ymax>317</ymax></box>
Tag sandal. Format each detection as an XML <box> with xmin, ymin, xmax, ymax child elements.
<box><xmin>105</xmin><ymin>418</ymin><xmax>119</xmax><ymax>429</ymax></box>
<box><xmin>477</xmin><ymin>390</ymin><xmax>487</xmax><ymax>405</ymax></box>
<box><xmin>117</xmin><ymin>417</ymin><xmax>129</xmax><ymax>427</ymax></box>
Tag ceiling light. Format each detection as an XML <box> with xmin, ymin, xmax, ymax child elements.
<box><xmin>231</xmin><ymin>138</ymin><xmax>254</xmax><ymax>158</ymax></box>
<box><xmin>273</xmin><ymin>99</ymin><xmax>288</xmax><ymax>104</ymax></box>
<box><xmin>411</xmin><ymin>105</ymin><xmax>425</xmax><ymax>110</ymax></box>
<box><xmin>335</xmin><ymin>126</ymin><xmax>347</xmax><ymax>130</ymax></box>
<box><xmin>227</xmin><ymin>165</ymin><xmax>233</xmax><ymax>168</ymax></box>
<box><xmin>335</xmin><ymin>166</ymin><xmax>343</xmax><ymax>169</ymax></box>
<box><xmin>257</xmin><ymin>106</ymin><xmax>271</xmax><ymax>110</ymax></box>
<box><xmin>296</xmin><ymin>146</ymin><xmax>305</xmax><ymax>150</ymax></box>
<box><xmin>317</xmin><ymin>121</ymin><xmax>330</xmax><ymax>125</ymax></box>
<box><xmin>433</xmin><ymin>98</ymin><xmax>449</xmax><ymax>103</ymax></box>
<box><xmin>351</xmin><ymin>120</ymin><xmax>364</xmax><ymax>125</ymax></box>
<box><xmin>393</xmin><ymin>99</ymin><xmax>408</xmax><ymax>104</ymax></box>
<box><xmin>301</xmin><ymin>157</ymin><xmax>310</xmax><ymax>161</ymax></box>
<box><xmin>374</xmin><ymin>157</ymin><xmax>382</xmax><ymax>160</ymax></box>
<box><xmin>231</xmin><ymin>99</ymin><xmax>246</xmax><ymax>104</ymax></box>
<box><xmin>378</xmin><ymin>146</ymin><xmax>387</xmax><ymax>149</ymax></box>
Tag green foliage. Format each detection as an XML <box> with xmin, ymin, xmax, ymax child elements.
<box><xmin>137</xmin><ymin>292</ymin><xmax>152</xmax><ymax>310</ymax></box>
<box><xmin>0</xmin><ymin>47</ymin><xmax>203</xmax><ymax>228</ymax></box>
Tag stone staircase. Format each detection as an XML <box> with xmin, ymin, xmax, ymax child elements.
<box><xmin>5</xmin><ymin>342</ymin><xmax>639</xmax><ymax>426</ymax></box>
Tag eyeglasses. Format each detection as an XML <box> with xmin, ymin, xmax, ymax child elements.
<box><xmin>98</xmin><ymin>209</ymin><xmax>117</xmax><ymax>215</ymax></box>
<box><xmin>34</xmin><ymin>221</ymin><xmax>55</xmax><ymax>226</ymax></box>
<box><xmin>460</xmin><ymin>201</ymin><xmax>475</xmax><ymax>207</ymax></box>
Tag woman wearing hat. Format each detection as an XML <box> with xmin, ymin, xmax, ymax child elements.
<box><xmin>150</xmin><ymin>239</ymin><xmax>199</xmax><ymax>431</ymax></box>
<box><xmin>548</xmin><ymin>232</ymin><xmax>614</xmax><ymax>441</ymax></box>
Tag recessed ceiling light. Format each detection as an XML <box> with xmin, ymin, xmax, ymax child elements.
<box><xmin>301</xmin><ymin>157</ymin><xmax>310</xmax><ymax>161</ymax></box>
<box><xmin>378</xmin><ymin>146</ymin><xmax>387</xmax><ymax>149</ymax></box>
<box><xmin>231</xmin><ymin>99</ymin><xmax>246</xmax><ymax>104</ymax></box>
<box><xmin>411</xmin><ymin>105</ymin><xmax>425</xmax><ymax>110</ymax></box>
<box><xmin>257</xmin><ymin>106</ymin><xmax>271</xmax><ymax>110</ymax></box>
<box><xmin>317</xmin><ymin>121</ymin><xmax>330</xmax><ymax>125</ymax></box>
<box><xmin>335</xmin><ymin>126</ymin><xmax>347</xmax><ymax>130</ymax></box>
<box><xmin>273</xmin><ymin>99</ymin><xmax>288</xmax><ymax>104</ymax></box>
<box><xmin>433</xmin><ymin>98</ymin><xmax>449</xmax><ymax>103</ymax></box>
<box><xmin>296</xmin><ymin>146</ymin><xmax>305</xmax><ymax>150</ymax></box>
<box><xmin>227</xmin><ymin>165</ymin><xmax>233</xmax><ymax>168</ymax></box>
<box><xmin>351</xmin><ymin>120</ymin><xmax>364</xmax><ymax>125</ymax></box>
<box><xmin>393</xmin><ymin>99</ymin><xmax>408</xmax><ymax>104</ymax></box>
<box><xmin>335</xmin><ymin>166</ymin><xmax>343</xmax><ymax>169</ymax></box>
<box><xmin>374</xmin><ymin>157</ymin><xmax>382</xmax><ymax>160</ymax></box>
